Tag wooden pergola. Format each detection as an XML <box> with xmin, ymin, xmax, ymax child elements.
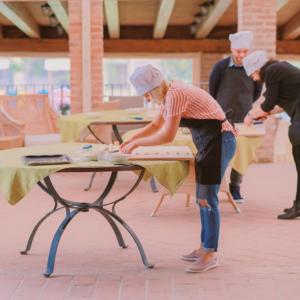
<box><xmin>0</xmin><ymin>0</ymin><xmax>299</xmax><ymax>55</ymax></box>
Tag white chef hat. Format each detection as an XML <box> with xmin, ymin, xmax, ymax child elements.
<box><xmin>243</xmin><ymin>50</ymin><xmax>268</xmax><ymax>76</ymax></box>
<box><xmin>229</xmin><ymin>31</ymin><xmax>253</xmax><ymax>49</ymax></box>
<box><xmin>129</xmin><ymin>64</ymin><xmax>164</xmax><ymax>96</ymax></box>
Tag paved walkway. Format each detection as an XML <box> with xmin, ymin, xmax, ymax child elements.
<box><xmin>0</xmin><ymin>162</ymin><xmax>299</xmax><ymax>299</ymax></box>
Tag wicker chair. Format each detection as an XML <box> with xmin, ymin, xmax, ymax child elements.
<box><xmin>0</xmin><ymin>94</ymin><xmax>60</xmax><ymax>147</ymax></box>
<box><xmin>0</xmin><ymin>106</ymin><xmax>25</xmax><ymax>150</ymax></box>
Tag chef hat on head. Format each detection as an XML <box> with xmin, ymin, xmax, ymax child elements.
<box><xmin>129</xmin><ymin>64</ymin><xmax>164</xmax><ymax>96</ymax></box>
<box><xmin>243</xmin><ymin>50</ymin><xmax>268</xmax><ymax>76</ymax></box>
<box><xmin>229</xmin><ymin>31</ymin><xmax>253</xmax><ymax>49</ymax></box>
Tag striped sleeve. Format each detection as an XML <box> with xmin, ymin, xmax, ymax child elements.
<box><xmin>164</xmin><ymin>89</ymin><xmax>189</xmax><ymax>117</ymax></box>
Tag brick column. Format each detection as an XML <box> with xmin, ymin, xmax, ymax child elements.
<box><xmin>238</xmin><ymin>0</ymin><xmax>277</xmax><ymax>162</ymax></box>
<box><xmin>200</xmin><ymin>53</ymin><xmax>224</xmax><ymax>91</ymax></box>
<box><xmin>238</xmin><ymin>0</ymin><xmax>276</xmax><ymax>56</ymax></box>
<box><xmin>91</xmin><ymin>0</ymin><xmax>103</xmax><ymax>111</ymax></box>
<box><xmin>69</xmin><ymin>0</ymin><xmax>103</xmax><ymax>113</ymax></box>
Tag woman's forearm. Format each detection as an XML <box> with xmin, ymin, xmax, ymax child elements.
<box><xmin>136</xmin><ymin>129</ymin><xmax>173</xmax><ymax>146</ymax></box>
<box><xmin>248</xmin><ymin>105</ymin><xmax>269</xmax><ymax>119</ymax></box>
<box><xmin>269</xmin><ymin>105</ymin><xmax>284</xmax><ymax>115</ymax></box>
<box><xmin>127</xmin><ymin>122</ymin><xmax>161</xmax><ymax>141</ymax></box>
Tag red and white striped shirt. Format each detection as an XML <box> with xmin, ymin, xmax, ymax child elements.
<box><xmin>160</xmin><ymin>80</ymin><xmax>234</xmax><ymax>133</ymax></box>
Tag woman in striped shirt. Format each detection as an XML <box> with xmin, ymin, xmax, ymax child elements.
<box><xmin>121</xmin><ymin>64</ymin><xmax>236</xmax><ymax>273</ymax></box>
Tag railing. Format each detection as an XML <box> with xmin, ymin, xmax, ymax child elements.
<box><xmin>0</xmin><ymin>84</ymin><xmax>70</xmax><ymax>113</ymax></box>
<box><xmin>104</xmin><ymin>83</ymin><xmax>134</xmax><ymax>97</ymax></box>
<box><xmin>0</xmin><ymin>81</ymin><xmax>210</xmax><ymax>113</ymax></box>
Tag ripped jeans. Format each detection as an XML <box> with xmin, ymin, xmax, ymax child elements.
<box><xmin>196</xmin><ymin>131</ymin><xmax>236</xmax><ymax>252</ymax></box>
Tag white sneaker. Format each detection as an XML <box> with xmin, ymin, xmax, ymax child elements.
<box><xmin>186</xmin><ymin>257</ymin><xmax>219</xmax><ymax>273</ymax></box>
<box><xmin>180</xmin><ymin>249</ymin><xmax>203</xmax><ymax>262</ymax></box>
<box><xmin>234</xmin><ymin>198</ymin><xmax>245</xmax><ymax>204</ymax></box>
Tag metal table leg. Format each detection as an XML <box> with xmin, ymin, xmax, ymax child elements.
<box><xmin>87</xmin><ymin>124</ymin><xmax>105</xmax><ymax>144</ymax></box>
<box><xmin>20</xmin><ymin>181</ymin><xmax>63</xmax><ymax>255</ymax></box>
<box><xmin>87</xmin><ymin>123</ymin><xmax>159</xmax><ymax>193</ymax></box>
<box><xmin>112</xmin><ymin>124</ymin><xmax>159</xmax><ymax>193</ymax></box>
<box><xmin>20</xmin><ymin>206</ymin><xmax>64</xmax><ymax>255</ymax></box>
<box><xmin>94</xmin><ymin>208</ymin><xmax>128</xmax><ymax>248</ymax></box>
<box><xmin>44</xmin><ymin>209</ymin><xmax>79</xmax><ymax>277</ymax></box>
<box><xmin>102</xmin><ymin>208</ymin><xmax>154</xmax><ymax>269</ymax></box>
<box><xmin>112</xmin><ymin>124</ymin><xmax>123</xmax><ymax>144</ymax></box>
<box><xmin>150</xmin><ymin>176</ymin><xmax>159</xmax><ymax>193</ymax></box>
<box><xmin>28</xmin><ymin>167</ymin><xmax>153</xmax><ymax>276</ymax></box>
<box><xmin>84</xmin><ymin>172</ymin><xmax>97</xmax><ymax>191</ymax></box>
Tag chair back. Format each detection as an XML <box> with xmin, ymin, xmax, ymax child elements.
<box><xmin>0</xmin><ymin>95</ymin><xmax>58</xmax><ymax>135</ymax></box>
<box><xmin>0</xmin><ymin>106</ymin><xmax>25</xmax><ymax>149</ymax></box>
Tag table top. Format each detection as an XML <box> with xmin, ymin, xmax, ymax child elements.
<box><xmin>123</xmin><ymin>127</ymin><xmax>264</xmax><ymax>176</ymax></box>
<box><xmin>59</xmin><ymin>108</ymin><xmax>157</xmax><ymax>142</ymax></box>
<box><xmin>0</xmin><ymin>143</ymin><xmax>189</xmax><ymax>205</ymax></box>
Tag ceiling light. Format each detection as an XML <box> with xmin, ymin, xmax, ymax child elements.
<box><xmin>49</xmin><ymin>14</ymin><xmax>59</xmax><ymax>27</ymax></box>
<box><xmin>41</xmin><ymin>3</ymin><xmax>52</xmax><ymax>17</ymax></box>
<box><xmin>189</xmin><ymin>22</ymin><xmax>197</xmax><ymax>35</ymax></box>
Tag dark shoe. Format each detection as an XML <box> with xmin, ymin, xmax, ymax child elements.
<box><xmin>283</xmin><ymin>206</ymin><xmax>293</xmax><ymax>213</ymax></box>
<box><xmin>229</xmin><ymin>184</ymin><xmax>245</xmax><ymax>204</ymax></box>
<box><xmin>278</xmin><ymin>202</ymin><xmax>300</xmax><ymax>219</ymax></box>
<box><xmin>283</xmin><ymin>200</ymin><xmax>298</xmax><ymax>213</ymax></box>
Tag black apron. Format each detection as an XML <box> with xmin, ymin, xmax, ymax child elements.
<box><xmin>216</xmin><ymin>66</ymin><xmax>255</xmax><ymax>123</ymax></box>
<box><xmin>180</xmin><ymin>118</ymin><xmax>224</xmax><ymax>185</ymax></box>
<box><xmin>288</xmin><ymin>96</ymin><xmax>300</xmax><ymax>147</ymax></box>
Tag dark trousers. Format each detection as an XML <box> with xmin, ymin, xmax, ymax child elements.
<box><xmin>293</xmin><ymin>145</ymin><xmax>300</xmax><ymax>204</ymax></box>
<box><xmin>230</xmin><ymin>168</ymin><xmax>243</xmax><ymax>187</ymax></box>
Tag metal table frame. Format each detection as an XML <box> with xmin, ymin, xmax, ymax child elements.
<box><xmin>86</xmin><ymin>120</ymin><xmax>159</xmax><ymax>193</ymax></box>
<box><xmin>20</xmin><ymin>164</ymin><xmax>154</xmax><ymax>277</ymax></box>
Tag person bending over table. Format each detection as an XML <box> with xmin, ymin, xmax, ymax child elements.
<box><xmin>209</xmin><ymin>31</ymin><xmax>262</xmax><ymax>203</ymax></box>
<box><xmin>120</xmin><ymin>64</ymin><xmax>236</xmax><ymax>273</ymax></box>
<box><xmin>243</xmin><ymin>50</ymin><xmax>300</xmax><ymax>220</ymax></box>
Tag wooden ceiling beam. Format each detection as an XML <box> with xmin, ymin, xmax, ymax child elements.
<box><xmin>282</xmin><ymin>11</ymin><xmax>300</xmax><ymax>40</ymax></box>
<box><xmin>276</xmin><ymin>0</ymin><xmax>290</xmax><ymax>12</ymax></box>
<box><xmin>104</xmin><ymin>0</ymin><xmax>120</xmax><ymax>39</ymax></box>
<box><xmin>195</xmin><ymin>0</ymin><xmax>232</xmax><ymax>39</ymax></box>
<box><xmin>0</xmin><ymin>39</ymin><xmax>68</xmax><ymax>54</ymax></box>
<box><xmin>47</xmin><ymin>0</ymin><xmax>69</xmax><ymax>34</ymax></box>
<box><xmin>153</xmin><ymin>0</ymin><xmax>175</xmax><ymax>39</ymax></box>
<box><xmin>104</xmin><ymin>39</ymin><xmax>230</xmax><ymax>53</ymax></box>
<box><xmin>0</xmin><ymin>39</ymin><xmax>299</xmax><ymax>55</ymax></box>
<box><xmin>0</xmin><ymin>1</ymin><xmax>40</xmax><ymax>38</ymax></box>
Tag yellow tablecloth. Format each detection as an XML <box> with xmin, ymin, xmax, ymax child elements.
<box><xmin>123</xmin><ymin>129</ymin><xmax>263</xmax><ymax>176</ymax></box>
<box><xmin>59</xmin><ymin>109</ymin><xmax>153</xmax><ymax>143</ymax></box>
<box><xmin>231</xmin><ymin>136</ymin><xmax>262</xmax><ymax>174</ymax></box>
<box><xmin>0</xmin><ymin>143</ymin><xmax>189</xmax><ymax>205</ymax></box>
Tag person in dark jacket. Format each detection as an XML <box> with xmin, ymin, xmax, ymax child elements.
<box><xmin>243</xmin><ymin>50</ymin><xmax>300</xmax><ymax>220</ymax></box>
<box><xmin>209</xmin><ymin>31</ymin><xmax>262</xmax><ymax>203</ymax></box>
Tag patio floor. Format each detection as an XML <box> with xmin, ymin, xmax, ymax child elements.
<box><xmin>0</xmin><ymin>162</ymin><xmax>299</xmax><ymax>299</ymax></box>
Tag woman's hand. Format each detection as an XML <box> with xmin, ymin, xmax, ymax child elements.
<box><xmin>120</xmin><ymin>138</ymin><xmax>134</xmax><ymax>151</ymax></box>
<box><xmin>244</xmin><ymin>106</ymin><xmax>269</xmax><ymax>126</ymax></box>
<box><xmin>244</xmin><ymin>114</ymin><xmax>253</xmax><ymax>126</ymax></box>
<box><xmin>244</xmin><ymin>113</ymin><xmax>268</xmax><ymax>126</ymax></box>
<box><xmin>120</xmin><ymin>140</ymin><xmax>139</xmax><ymax>154</ymax></box>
